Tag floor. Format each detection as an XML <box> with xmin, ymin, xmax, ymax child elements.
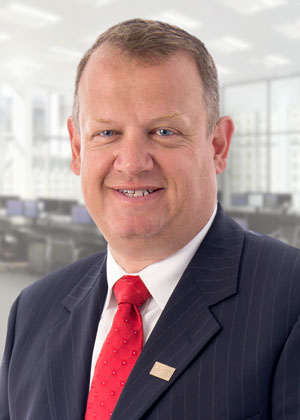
<box><xmin>0</xmin><ymin>266</ymin><xmax>39</xmax><ymax>359</ymax></box>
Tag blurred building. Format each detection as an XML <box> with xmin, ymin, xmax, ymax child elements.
<box><xmin>223</xmin><ymin>78</ymin><xmax>300</xmax><ymax>208</ymax></box>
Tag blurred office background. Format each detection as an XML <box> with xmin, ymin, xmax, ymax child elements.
<box><xmin>1</xmin><ymin>0</ymin><xmax>300</xmax><ymax>356</ymax></box>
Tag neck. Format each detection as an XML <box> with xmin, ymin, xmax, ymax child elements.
<box><xmin>108</xmin><ymin>224</ymin><xmax>206</xmax><ymax>273</ymax></box>
<box><xmin>109</xmin><ymin>243</ymin><xmax>178</xmax><ymax>273</ymax></box>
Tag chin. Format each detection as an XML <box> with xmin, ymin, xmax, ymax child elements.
<box><xmin>111</xmin><ymin>220</ymin><xmax>165</xmax><ymax>241</ymax></box>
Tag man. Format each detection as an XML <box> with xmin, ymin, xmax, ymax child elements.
<box><xmin>1</xmin><ymin>18</ymin><xmax>300</xmax><ymax>420</ymax></box>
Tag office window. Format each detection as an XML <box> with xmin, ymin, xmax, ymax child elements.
<box><xmin>0</xmin><ymin>84</ymin><xmax>80</xmax><ymax>198</ymax></box>
<box><xmin>32</xmin><ymin>88</ymin><xmax>80</xmax><ymax>199</ymax></box>
<box><xmin>0</xmin><ymin>95</ymin><xmax>12</xmax><ymax>133</ymax></box>
<box><xmin>223</xmin><ymin>82</ymin><xmax>267</xmax><ymax>134</ymax></box>
<box><xmin>223</xmin><ymin>76</ymin><xmax>300</xmax><ymax>211</ymax></box>
<box><xmin>271</xmin><ymin>78</ymin><xmax>300</xmax><ymax>131</ymax></box>
<box><xmin>33</xmin><ymin>91</ymin><xmax>47</xmax><ymax>137</ymax></box>
<box><xmin>0</xmin><ymin>85</ymin><xmax>22</xmax><ymax>195</ymax></box>
<box><xmin>224</xmin><ymin>82</ymin><xmax>269</xmax><ymax>200</ymax></box>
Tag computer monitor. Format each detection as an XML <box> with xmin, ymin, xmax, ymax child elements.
<box><xmin>59</xmin><ymin>200</ymin><xmax>78</xmax><ymax>215</ymax></box>
<box><xmin>38</xmin><ymin>198</ymin><xmax>60</xmax><ymax>213</ymax></box>
<box><xmin>277</xmin><ymin>193</ymin><xmax>292</xmax><ymax>207</ymax></box>
<box><xmin>248</xmin><ymin>193</ymin><xmax>264</xmax><ymax>208</ymax></box>
<box><xmin>24</xmin><ymin>200</ymin><xmax>39</xmax><ymax>219</ymax></box>
<box><xmin>71</xmin><ymin>205</ymin><xmax>93</xmax><ymax>225</ymax></box>
<box><xmin>264</xmin><ymin>193</ymin><xmax>278</xmax><ymax>209</ymax></box>
<box><xmin>6</xmin><ymin>199</ymin><xmax>24</xmax><ymax>216</ymax></box>
<box><xmin>230</xmin><ymin>193</ymin><xmax>248</xmax><ymax>207</ymax></box>
<box><xmin>264</xmin><ymin>193</ymin><xmax>292</xmax><ymax>209</ymax></box>
<box><xmin>0</xmin><ymin>195</ymin><xmax>19</xmax><ymax>208</ymax></box>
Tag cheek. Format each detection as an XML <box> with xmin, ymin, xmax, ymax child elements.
<box><xmin>80</xmin><ymin>157</ymin><xmax>101</xmax><ymax>200</ymax></box>
<box><xmin>81</xmin><ymin>148</ymin><xmax>107</xmax><ymax>177</ymax></box>
<box><xmin>181</xmin><ymin>155</ymin><xmax>215</xmax><ymax>200</ymax></box>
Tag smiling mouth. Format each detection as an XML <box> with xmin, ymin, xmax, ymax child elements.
<box><xmin>118</xmin><ymin>189</ymin><xmax>157</xmax><ymax>197</ymax></box>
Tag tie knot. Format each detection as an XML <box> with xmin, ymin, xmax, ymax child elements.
<box><xmin>113</xmin><ymin>275</ymin><xmax>151</xmax><ymax>307</ymax></box>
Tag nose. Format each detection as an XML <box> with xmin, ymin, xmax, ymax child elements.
<box><xmin>113</xmin><ymin>132</ymin><xmax>154</xmax><ymax>176</ymax></box>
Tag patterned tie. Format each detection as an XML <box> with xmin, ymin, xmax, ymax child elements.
<box><xmin>85</xmin><ymin>275</ymin><xmax>151</xmax><ymax>420</ymax></box>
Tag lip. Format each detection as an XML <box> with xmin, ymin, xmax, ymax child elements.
<box><xmin>109</xmin><ymin>187</ymin><xmax>164</xmax><ymax>203</ymax></box>
<box><xmin>111</xmin><ymin>186</ymin><xmax>162</xmax><ymax>191</ymax></box>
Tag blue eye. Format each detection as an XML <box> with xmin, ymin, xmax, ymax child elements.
<box><xmin>100</xmin><ymin>130</ymin><xmax>115</xmax><ymax>137</ymax></box>
<box><xmin>156</xmin><ymin>128</ymin><xmax>174</xmax><ymax>136</ymax></box>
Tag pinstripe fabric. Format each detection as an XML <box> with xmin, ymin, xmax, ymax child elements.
<box><xmin>1</xmin><ymin>205</ymin><xmax>300</xmax><ymax>419</ymax></box>
<box><xmin>0</xmin><ymin>254</ymin><xmax>107</xmax><ymax>420</ymax></box>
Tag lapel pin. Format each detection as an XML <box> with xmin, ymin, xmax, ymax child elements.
<box><xmin>149</xmin><ymin>361</ymin><xmax>176</xmax><ymax>382</ymax></box>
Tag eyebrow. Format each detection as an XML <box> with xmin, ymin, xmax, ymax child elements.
<box><xmin>93</xmin><ymin>112</ymin><xmax>183</xmax><ymax>125</ymax></box>
<box><xmin>149</xmin><ymin>112</ymin><xmax>183</xmax><ymax>122</ymax></box>
<box><xmin>94</xmin><ymin>118</ymin><xmax>114</xmax><ymax>124</ymax></box>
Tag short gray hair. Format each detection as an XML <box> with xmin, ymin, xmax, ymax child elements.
<box><xmin>72</xmin><ymin>18</ymin><xmax>220</xmax><ymax>133</ymax></box>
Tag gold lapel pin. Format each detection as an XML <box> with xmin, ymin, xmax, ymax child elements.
<box><xmin>149</xmin><ymin>361</ymin><xmax>176</xmax><ymax>382</ymax></box>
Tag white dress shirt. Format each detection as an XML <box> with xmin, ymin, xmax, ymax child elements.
<box><xmin>90</xmin><ymin>206</ymin><xmax>217</xmax><ymax>381</ymax></box>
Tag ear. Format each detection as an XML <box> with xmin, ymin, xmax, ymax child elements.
<box><xmin>211</xmin><ymin>116</ymin><xmax>234</xmax><ymax>174</ymax></box>
<box><xmin>67</xmin><ymin>117</ymin><xmax>81</xmax><ymax>176</ymax></box>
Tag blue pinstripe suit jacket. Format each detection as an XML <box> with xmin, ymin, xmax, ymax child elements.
<box><xmin>1</xmin><ymin>205</ymin><xmax>300</xmax><ymax>419</ymax></box>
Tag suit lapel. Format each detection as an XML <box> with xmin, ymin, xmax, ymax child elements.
<box><xmin>45</xmin><ymin>254</ymin><xmax>108</xmax><ymax>420</ymax></box>
<box><xmin>111</xmin><ymin>205</ymin><xmax>245</xmax><ymax>420</ymax></box>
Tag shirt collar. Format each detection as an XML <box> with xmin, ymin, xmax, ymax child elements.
<box><xmin>106</xmin><ymin>205</ymin><xmax>217</xmax><ymax>311</ymax></box>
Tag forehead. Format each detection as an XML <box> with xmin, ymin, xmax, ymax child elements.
<box><xmin>79</xmin><ymin>44</ymin><xmax>203</xmax><ymax>94</ymax></box>
<box><xmin>77</xmin><ymin>44</ymin><xmax>207</xmax><ymax>127</ymax></box>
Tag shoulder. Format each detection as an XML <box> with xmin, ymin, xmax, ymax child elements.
<box><xmin>19</xmin><ymin>251</ymin><xmax>107</xmax><ymax>307</ymax></box>
<box><xmin>241</xmin><ymin>227</ymin><xmax>300</xmax><ymax>285</ymax></box>
<box><xmin>8</xmin><ymin>251</ymin><xmax>107</xmax><ymax>338</ymax></box>
<box><xmin>244</xmin><ymin>228</ymin><xmax>300</xmax><ymax>263</ymax></box>
<box><xmin>240</xmin><ymin>229</ymin><xmax>300</xmax><ymax>320</ymax></box>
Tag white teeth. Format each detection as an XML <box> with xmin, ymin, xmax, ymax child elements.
<box><xmin>118</xmin><ymin>189</ymin><xmax>155</xmax><ymax>197</ymax></box>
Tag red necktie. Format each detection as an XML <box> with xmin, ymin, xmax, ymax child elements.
<box><xmin>85</xmin><ymin>275</ymin><xmax>151</xmax><ymax>419</ymax></box>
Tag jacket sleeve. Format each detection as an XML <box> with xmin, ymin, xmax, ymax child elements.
<box><xmin>0</xmin><ymin>296</ymin><xmax>20</xmax><ymax>420</ymax></box>
<box><xmin>272</xmin><ymin>315</ymin><xmax>300</xmax><ymax>419</ymax></box>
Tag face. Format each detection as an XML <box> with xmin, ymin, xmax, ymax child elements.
<box><xmin>68</xmin><ymin>46</ymin><xmax>233</xmax><ymax>261</ymax></box>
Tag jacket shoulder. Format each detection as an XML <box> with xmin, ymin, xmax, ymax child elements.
<box><xmin>241</xmin><ymin>229</ymin><xmax>300</xmax><ymax>316</ymax></box>
<box><xmin>20</xmin><ymin>251</ymin><xmax>106</xmax><ymax>303</ymax></box>
<box><xmin>244</xmin><ymin>228</ymin><xmax>300</xmax><ymax>257</ymax></box>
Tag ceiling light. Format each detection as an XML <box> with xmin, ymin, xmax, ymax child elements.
<box><xmin>0</xmin><ymin>3</ymin><xmax>61</xmax><ymax>28</ymax></box>
<box><xmin>251</xmin><ymin>54</ymin><xmax>291</xmax><ymax>68</ymax></box>
<box><xmin>208</xmin><ymin>36</ymin><xmax>253</xmax><ymax>54</ymax></box>
<box><xmin>264</xmin><ymin>54</ymin><xmax>291</xmax><ymax>67</ymax></box>
<box><xmin>74</xmin><ymin>0</ymin><xmax>118</xmax><ymax>5</ymax></box>
<box><xmin>0</xmin><ymin>33</ymin><xmax>11</xmax><ymax>41</ymax></box>
<box><xmin>48</xmin><ymin>46</ymin><xmax>82</xmax><ymax>60</ymax></box>
<box><xmin>153</xmin><ymin>11</ymin><xmax>201</xmax><ymax>30</ymax></box>
<box><xmin>216</xmin><ymin>0</ymin><xmax>287</xmax><ymax>14</ymax></box>
<box><xmin>274</xmin><ymin>20</ymin><xmax>300</xmax><ymax>39</ymax></box>
<box><xmin>96</xmin><ymin>0</ymin><xmax>116</xmax><ymax>5</ymax></box>
<box><xmin>10</xmin><ymin>3</ymin><xmax>60</xmax><ymax>22</ymax></box>
<box><xmin>6</xmin><ymin>59</ymin><xmax>42</xmax><ymax>70</ymax></box>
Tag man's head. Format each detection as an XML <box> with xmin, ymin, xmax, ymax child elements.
<box><xmin>72</xmin><ymin>18</ymin><xmax>219</xmax><ymax>135</ymax></box>
<box><xmin>68</xmin><ymin>19</ymin><xmax>234</xmax><ymax>272</ymax></box>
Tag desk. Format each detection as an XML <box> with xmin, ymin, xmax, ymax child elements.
<box><xmin>0</xmin><ymin>218</ymin><xmax>107</xmax><ymax>274</ymax></box>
